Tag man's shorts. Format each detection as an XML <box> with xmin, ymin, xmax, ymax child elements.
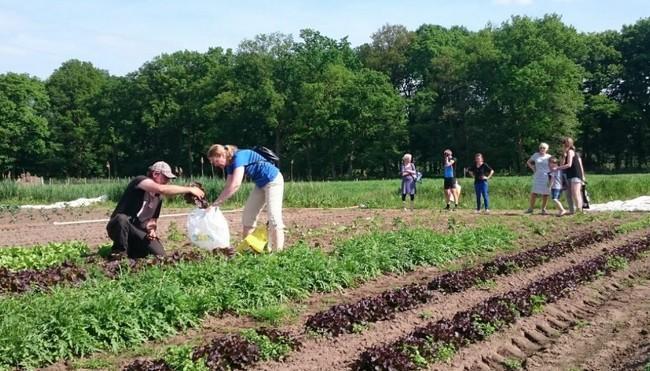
<box><xmin>444</xmin><ymin>177</ymin><xmax>456</xmax><ymax>189</ymax></box>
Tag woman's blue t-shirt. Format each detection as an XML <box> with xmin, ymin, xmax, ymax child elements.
<box><xmin>226</xmin><ymin>149</ymin><xmax>279</xmax><ymax>188</ymax></box>
<box><xmin>444</xmin><ymin>164</ymin><xmax>454</xmax><ymax>178</ymax></box>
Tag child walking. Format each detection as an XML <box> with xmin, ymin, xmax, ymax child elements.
<box><xmin>548</xmin><ymin>157</ymin><xmax>567</xmax><ymax>216</ymax></box>
<box><xmin>468</xmin><ymin>153</ymin><xmax>494</xmax><ymax>214</ymax></box>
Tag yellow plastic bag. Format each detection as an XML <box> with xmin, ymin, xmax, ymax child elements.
<box><xmin>236</xmin><ymin>225</ymin><xmax>268</xmax><ymax>254</ymax></box>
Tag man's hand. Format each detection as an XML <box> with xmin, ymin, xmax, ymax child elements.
<box><xmin>146</xmin><ymin>229</ymin><xmax>158</xmax><ymax>240</ymax></box>
<box><xmin>145</xmin><ymin>219</ymin><xmax>158</xmax><ymax>240</ymax></box>
<box><xmin>189</xmin><ymin>186</ymin><xmax>205</xmax><ymax>199</ymax></box>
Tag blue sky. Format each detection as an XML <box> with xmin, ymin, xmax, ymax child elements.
<box><xmin>1</xmin><ymin>0</ymin><xmax>648</xmax><ymax>79</ymax></box>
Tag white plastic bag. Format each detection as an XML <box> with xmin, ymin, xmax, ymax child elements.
<box><xmin>186</xmin><ymin>207</ymin><xmax>230</xmax><ymax>250</ymax></box>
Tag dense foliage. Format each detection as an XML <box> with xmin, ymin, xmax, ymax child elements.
<box><xmin>1</xmin><ymin>16</ymin><xmax>649</xmax><ymax>179</ymax></box>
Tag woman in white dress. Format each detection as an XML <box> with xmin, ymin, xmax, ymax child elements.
<box><xmin>525</xmin><ymin>142</ymin><xmax>551</xmax><ymax>214</ymax></box>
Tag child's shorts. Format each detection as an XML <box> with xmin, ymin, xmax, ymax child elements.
<box><xmin>551</xmin><ymin>188</ymin><xmax>562</xmax><ymax>200</ymax></box>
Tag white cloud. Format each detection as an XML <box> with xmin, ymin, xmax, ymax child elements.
<box><xmin>494</xmin><ymin>0</ymin><xmax>534</xmax><ymax>5</ymax></box>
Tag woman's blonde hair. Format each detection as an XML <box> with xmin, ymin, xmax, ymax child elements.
<box><xmin>402</xmin><ymin>153</ymin><xmax>412</xmax><ymax>162</ymax></box>
<box><xmin>207</xmin><ymin>144</ymin><xmax>238</xmax><ymax>165</ymax></box>
<box><xmin>539</xmin><ymin>142</ymin><xmax>549</xmax><ymax>150</ymax></box>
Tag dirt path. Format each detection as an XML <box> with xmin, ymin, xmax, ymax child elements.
<box><xmin>0</xmin><ymin>207</ymin><xmax>602</xmax><ymax>250</ymax></box>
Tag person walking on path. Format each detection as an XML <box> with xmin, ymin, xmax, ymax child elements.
<box><xmin>207</xmin><ymin>144</ymin><xmax>286</xmax><ymax>252</ymax></box>
<box><xmin>468</xmin><ymin>153</ymin><xmax>494</xmax><ymax>214</ymax></box>
<box><xmin>442</xmin><ymin>149</ymin><xmax>460</xmax><ymax>210</ymax></box>
<box><xmin>525</xmin><ymin>142</ymin><xmax>551</xmax><ymax>214</ymax></box>
<box><xmin>400</xmin><ymin>153</ymin><xmax>417</xmax><ymax>211</ymax></box>
<box><xmin>107</xmin><ymin>161</ymin><xmax>205</xmax><ymax>259</ymax></box>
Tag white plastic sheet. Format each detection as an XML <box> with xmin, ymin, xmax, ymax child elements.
<box><xmin>587</xmin><ymin>196</ymin><xmax>650</xmax><ymax>212</ymax></box>
<box><xmin>186</xmin><ymin>207</ymin><xmax>230</xmax><ymax>250</ymax></box>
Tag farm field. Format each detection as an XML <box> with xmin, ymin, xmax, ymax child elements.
<box><xmin>0</xmin><ymin>205</ymin><xmax>649</xmax><ymax>370</ymax></box>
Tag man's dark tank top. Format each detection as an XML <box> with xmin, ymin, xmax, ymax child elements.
<box><xmin>111</xmin><ymin>176</ymin><xmax>162</xmax><ymax>226</ymax></box>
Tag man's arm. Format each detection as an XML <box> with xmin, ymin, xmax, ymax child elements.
<box><xmin>137</xmin><ymin>179</ymin><xmax>204</xmax><ymax>198</ymax></box>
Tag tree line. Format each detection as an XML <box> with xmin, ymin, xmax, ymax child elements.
<box><xmin>1</xmin><ymin>14</ymin><xmax>648</xmax><ymax>179</ymax></box>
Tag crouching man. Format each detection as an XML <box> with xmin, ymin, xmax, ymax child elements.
<box><xmin>107</xmin><ymin>161</ymin><xmax>205</xmax><ymax>259</ymax></box>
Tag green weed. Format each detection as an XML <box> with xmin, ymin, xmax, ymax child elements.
<box><xmin>503</xmin><ymin>357</ymin><xmax>523</xmax><ymax>370</ymax></box>
<box><xmin>606</xmin><ymin>256</ymin><xmax>628</xmax><ymax>271</ymax></box>
<box><xmin>475</xmin><ymin>279</ymin><xmax>497</xmax><ymax>290</ymax></box>
<box><xmin>530</xmin><ymin>294</ymin><xmax>547</xmax><ymax>314</ymax></box>
<box><xmin>163</xmin><ymin>344</ymin><xmax>208</xmax><ymax>371</ymax></box>
<box><xmin>239</xmin><ymin>329</ymin><xmax>293</xmax><ymax>361</ymax></box>
<box><xmin>472</xmin><ymin>315</ymin><xmax>504</xmax><ymax>338</ymax></box>
<box><xmin>166</xmin><ymin>221</ymin><xmax>185</xmax><ymax>242</ymax></box>
<box><xmin>433</xmin><ymin>342</ymin><xmax>456</xmax><ymax>363</ymax></box>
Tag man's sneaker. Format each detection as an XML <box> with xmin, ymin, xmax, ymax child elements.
<box><xmin>484</xmin><ymin>209</ymin><xmax>491</xmax><ymax>214</ymax></box>
<box><xmin>540</xmin><ymin>209</ymin><xmax>548</xmax><ymax>215</ymax></box>
<box><xmin>525</xmin><ymin>208</ymin><xmax>533</xmax><ymax>214</ymax></box>
<box><xmin>445</xmin><ymin>204</ymin><xmax>450</xmax><ymax>210</ymax></box>
<box><xmin>474</xmin><ymin>209</ymin><xmax>481</xmax><ymax>214</ymax></box>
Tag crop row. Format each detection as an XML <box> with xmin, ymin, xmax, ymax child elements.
<box><xmin>123</xmin><ymin>328</ymin><xmax>301</xmax><ymax>371</ymax></box>
<box><xmin>0</xmin><ymin>241</ymin><xmax>88</xmax><ymax>271</ymax></box>
<box><xmin>354</xmin><ymin>234</ymin><xmax>650</xmax><ymax>370</ymax></box>
<box><xmin>305</xmin><ymin>229</ymin><xmax>614</xmax><ymax>335</ymax></box>
<box><xmin>0</xmin><ymin>226</ymin><xmax>513</xmax><ymax>368</ymax></box>
<box><xmin>0</xmin><ymin>251</ymin><xmax>208</xmax><ymax>295</ymax></box>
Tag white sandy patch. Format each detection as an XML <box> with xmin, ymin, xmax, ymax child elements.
<box><xmin>588</xmin><ymin>196</ymin><xmax>650</xmax><ymax>212</ymax></box>
<box><xmin>21</xmin><ymin>195</ymin><xmax>108</xmax><ymax>209</ymax></box>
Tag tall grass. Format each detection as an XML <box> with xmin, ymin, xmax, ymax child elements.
<box><xmin>0</xmin><ymin>174</ymin><xmax>648</xmax><ymax>210</ymax></box>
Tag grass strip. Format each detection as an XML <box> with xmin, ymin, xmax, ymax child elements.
<box><xmin>0</xmin><ymin>225</ymin><xmax>513</xmax><ymax>369</ymax></box>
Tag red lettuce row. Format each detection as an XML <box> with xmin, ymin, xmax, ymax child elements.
<box><xmin>354</xmin><ymin>235</ymin><xmax>650</xmax><ymax>371</ymax></box>
<box><xmin>122</xmin><ymin>328</ymin><xmax>300</xmax><ymax>371</ymax></box>
<box><xmin>305</xmin><ymin>229</ymin><xmax>613</xmax><ymax>335</ymax></box>
<box><xmin>429</xmin><ymin>229</ymin><xmax>614</xmax><ymax>292</ymax></box>
<box><xmin>0</xmin><ymin>251</ymin><xmax>207</xmax><ymax>295</ymax></box>
<box><xmin>0</xmin><ymin>262</ymin><xmax>87</xmax><ymax>294</ymax></box>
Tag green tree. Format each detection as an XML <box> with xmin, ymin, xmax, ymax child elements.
<box><xmin>616</xmin><ymin>17</ymin><xmax>650</xmax><ymax>168</ymax></box>
<box><xmin>0</xmin><ymin>73</ymin><xmax>50</xmax><ymax>175</ymax></box>
<box><xmin>358</xmin><ymin>24</ymin><xmax>416</xmax><ymax>96</ymax></box>
<box><xmin>46</xmin><ymin>60</ymin><xmax>110</xmax><ymax>176</ymax></box>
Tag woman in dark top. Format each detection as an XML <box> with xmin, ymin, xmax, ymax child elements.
<box><xmin>557</xmin><ymin>137</ymin><xmax>586</xmax><ymax>214</ymax></box>
<box><xmin>468</xmin><ymin>153</ymin><xmax>494</xmax><ymax>214</ymax></box>
<box><xmin>106</xmin><ymin>161</ymin><xmax>204</xmax><ymax>259</ymax></box>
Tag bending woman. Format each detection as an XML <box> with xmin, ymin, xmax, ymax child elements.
<box><xmin>207</xmin><ymin>144</ymin><xmax>285</xmax><ymax>251</ymax></box>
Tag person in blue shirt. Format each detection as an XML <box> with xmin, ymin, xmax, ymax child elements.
<box><xmin>442</xmin><ymin>149</ymin><xmax>460</xmax><ymax>210</ymax></box>
<box><xmin>207</xmin><ymin>144</ymin><xmax>285</xmax><ymax>251</ymax></box>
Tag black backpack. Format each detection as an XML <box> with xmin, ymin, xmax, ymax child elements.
<box><xmin>252</xmin><ymin>146</ymin><xmax>280</xmax><ymax>166</ymax></box>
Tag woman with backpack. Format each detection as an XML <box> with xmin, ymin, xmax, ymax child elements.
<box><xmin>207</xmin><ymin>144</ymin><xmax>285</xmax><ymax>252</ymax></box>
<box><xmin>400</xmin><ymin>153</ymin><xmax>417</xmax><ymax>211</ymax></box>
